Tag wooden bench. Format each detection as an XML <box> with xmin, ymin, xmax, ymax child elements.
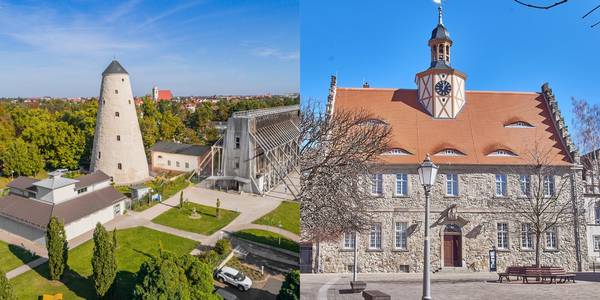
<box><xmin>498</xmin><ymin>266</ymin><xmax>525</xmax><ymax>282</ymax></box>
<box><xmin>521</xmin><ymin>266</ymin><xmax>575</xmax><ymax>284</ymax></box>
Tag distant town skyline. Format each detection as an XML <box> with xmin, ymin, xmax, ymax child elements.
<box><xmin>0</xmin><ymin>0</ymin><xmax>299</xmax><ymax>97</ymax></box>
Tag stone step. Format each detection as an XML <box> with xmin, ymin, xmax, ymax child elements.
<box><xmin>437</xmin><ymin>267</ymin><xmax>470</xmax><ymax>273</ymax></box>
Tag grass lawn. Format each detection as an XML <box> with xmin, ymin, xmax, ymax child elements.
<box><xmin>0</xmin><ymin>240</ymin><xmax>38</xmax><ymax>273</ymax></box>
<box><xmin>152</xmin><ymin>202</ymin><xmax>240</xmax><ymax>235</ymax></box>
<box><xmin>253</xmin><ymin>201</ymin><xmax>300</xmax><ymax>235</ymax></box>
<box><xmin>10</xmin><ymin>227</ymin><xmax>198</xmax><ymax>300</ymax></box>
<box><xmin>233</xmin><ymin>229</ymin><xmax>299</xmax><ymax>253</ymax></box>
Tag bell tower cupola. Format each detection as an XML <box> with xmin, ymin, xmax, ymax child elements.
<box><xmin>415</xmin><ymin>2</ymin><xmax>467</xmax><ymax>119</ymax></box>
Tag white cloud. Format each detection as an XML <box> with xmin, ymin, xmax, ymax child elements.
<box><xmin>138</xmin><ymin>0</ymin><xmax>204</xmax><ymax>28</ymax></box>
<box><xmin>252</xmin><ymin>47</ymin><xmax>299</xmax><ymax>61</ymax></box>
<box><xmin>104</xmin><ymin>0</ymin><xmax>142</xmax><ymax>23</ymax></box>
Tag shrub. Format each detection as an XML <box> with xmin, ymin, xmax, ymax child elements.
<box><xmin>214</xmin><ymin>239</ymin><xmax>231</xmax><ymax>256</ymax></box>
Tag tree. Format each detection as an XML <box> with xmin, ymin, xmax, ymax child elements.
<box><xmin>92</xmin><ymin>223</ymin><xmax>117</xmax><ymax>297</ymax></box>
<box><xmin>298</xmin><ymin>102</ymin><xmax>391</xmax><ymax>275</ymax></box>
<box><xmin>216</xmin><ymin>198</ymin><xmax>221</xmax><ymax>219</ymax></box>
<box><xmin>0</xmin><ymin>268</ymin><xmax>16</xmax><ymax>300</ymax></box>
<box><xmin>179</xmin><ymin>191</ymin><xmax>184</xmax><ymax>209</ymax></box>
<box><xmin>46</xmin><ymin>217</ymin><xmax>68</xmax><ymax>280</ymax></box>
<box><xmin>183</xmin><ymin>256</ymin><xmax>220</xmax><ymax>300</ymax></box>
<box><xmin>21</xmin><ymin>121</ymin><xmax>85</xmax><ymax>170</ymax></box>
<box><xmin>572</xmin><ymin>97</ymin><xmax>600</xmax><ymax>188</ymax></box>
<box><xmin>134</xmin><ymin>250</ymin><xmax>191</xmax><ymax>300</ymax></box>
<box><xmin>498</xmin><ymin>142</ymin><xmax>572</xmax><ymax>267</ymax></box>
<box><xmin>0</xmin><ymin>138</ymin><xmax>44</xmax><ymax>176</ymax></box>
<box><xmin>214</xmin><ymin>239</ymin><xmax>231</xmax><ymax>255</ymax></box>
<box><xmin>277</xmin><ymin>270</ymin><xmax>300</xmax><ymax>300</ymax></box>
<box><xmin>512</xmin><ymin>1</ymin><xmax>600</xmax><ymax>28</ymax></box>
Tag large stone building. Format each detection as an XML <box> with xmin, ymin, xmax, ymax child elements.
<box><xmin>90</xmin><ymin>60</ymin><xmax>150</xmax><ymax>185</ymax></box>
<box><xmin>582</xmin><ymin>150</ymin><xmax>600</xmax><ymax>266</ymax></box>
<box><xmin>208</xmin><ymin>105</ymin><xmax>300</xmax><ymax>194</ymax></box>
<box><xmin>302</xmin><ymin>7</ymin><xmax>587</xmax><ymax>274</ymax></box>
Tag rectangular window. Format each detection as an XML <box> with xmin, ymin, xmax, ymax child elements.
<box><xmin>342</xmin><ymin>232</ymin><xmax>355</xmax><ymax>250</ymax></box>
<box><xmin>495</xmin><ymin>174</ymin><xmax>507</xmax><ymax>197</ymax></box>
<box><xmin>395</xmin><ymin>222</ymin><xmax>408</xmax><ymax>250</ymax></box>
<box><xmin>595</xmin><ymin>206</ymin><xmax>600</xmax><ymax>224</ymax></box>
<box><xmin>167</xmin><ymin>160</ymin><xmax>171</xmax><ymax>166</ymax></box>
<box><xmin>234</xmin><ymin>158</ymin><xmax>240</xmax><ymax>169</ymax></box>
<box><xmin>369</xmin><ymin>224</ymin><xmax>382</xmax><ymax>250</ymax></box>
<box><xmin>519</xmin><ymin>175</ymin><xmax>530</xmax><ymax>196</ymax></box>
<box><xmin>115</xmin><ymin>112</ymin><xmax>120</xmax><ymax>117</ymax></box>
<box><xmin>497</xmin><ymin>223</ymin><xmax>509</xmax><ymax>250</ymax></box>
<box><xmin>521</xmin><ymin>223</ymin><xmax>533</xmax><ymax>249</ymax></box>
<box><xmin>113</xmin><ymin>204</ymin><xmax>121</xmax><ymax>214</ymax></box>
<box><xmin>543</xmin><ymin>175</ymin><xmax>555</xmax><ymax>197</ymax></box>
<box><xmin>395</xmin><ymin>173</ymin><xmax>408</xmax><ymax>196</ymax></box>
<box><xmin>594</xmin><ymin>236</ymin><xmax>600</xmax><ymax>251</ymax></box>
<box><xmin>545</xmin><ymin>225</ymin><xmax>557</xmax><ymax>250</ymax></box>
<box><xmin>116</xmin><ymin>135</ymin><xmax>120</xmax><ymax>141</ymax></box>
<box><xmin>176</xmin><ymin>161</ymin><xmax>180</xmax><ymax>167</ymax></box>
<box><xmin>185</xmin><ymin>162</ymin><xmax>189</xmax><ymax>169</ymax></box>
<box><xmin>115</xmin><ymin>89</ymin><xmax>119</xmax><ymax>94</ymax></box>
<box><xmin>371</xmin><ymin>174</ymin><xmax>383</xmax><ymax>195</ymax></box>
<box><xmin>446</xmin><ymin>174</ymin><xmax>459</xmax><ymax>196</ymax></box>
<box><xmin>117</xmin><ymin>163</ymin><xmax>122</xmax><ymax>170</ymax></box>
<box><xmin>98</xmin><ymin>152</ymin><xmax>101</xmax><ymax>159</ymax></box>
<box><xmin>235</xmin><ymin>136</ymin><xmax>240</xmax><ymax>149</ymax></box>
<box><xmin>77</xmin><ymin>187</ymin><xmax>88</xmax><ymax>194</ymax></box>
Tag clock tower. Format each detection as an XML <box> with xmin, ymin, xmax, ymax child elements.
<box><xmin>415</xmin><ymin>4</ymin><xmax>466</xmax><ymax>119</ymax></box>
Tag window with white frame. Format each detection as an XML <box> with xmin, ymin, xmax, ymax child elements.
<box><xmin>594</xmin><ymin>235</ymin><xmax>600</xmax><ymax>251</ymax></box>
<box><xmin>396</xmin><ymin>173</ymin><xmax>408</xmax><ymax>196</ymax></box>
<box><xmin>519</xmin><ymin>175</ymin><xmax>530</xmax><ymax>196</ymax></box>
<box><xmin>446</xmin><ymin>174</ymin><xmax>459</xmax><ymax>196</ymax></box>
<box><xmin>543</xmin><ymin>175</ymin><xmax>555</xmax><ymax>197</ymax></box>
<box><xmin>395</xmin><ymin>222</ymin><xmax>408</xmax><ymax>250</ymax></box>
<box><xmin>369</xmin><ymin>224</ymin><xmax>382</xmax><ymax>250</ymax></box>
<box><xmin>545</xmin><ymin>225</ymin><xmax>557</xmax><ymax>250</ymax></box>
<box><xmin>595</xmin><ymin>204</ymin><xmax>600</xmax><ymax>224</ymax></box>
<box><xmin>497</xmin><ymin>223</ymin><xmax>509</xmax><ymax>250</ymax></box>
<box><xmin>371</xmin><ymin>174</ymin><xmax>383</xmax><ymax>195</ymax></box>
<box><xmin>521</xmin><ymin>223</ymin><xmax>533</xmax><ymax>249</ymax></box>
<box><xmin>342</xmin><ymin>232</ymin><xmax>355</xmax><ymax>250</ymax></box>
<box><xmin>234</xmin><ymin>136</ymin><xmax>240</xmax><ymax>149</ymax></box>
<box><xmin>495</xmin><ymin>174</ymin><xmax>507</xmax><ymax>197</ymax></box>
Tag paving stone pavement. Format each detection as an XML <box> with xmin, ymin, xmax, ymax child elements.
<box><xmin>301</xmin><ymin>273</ymin><xmax>600</xmax><ymax>300</ymax></box>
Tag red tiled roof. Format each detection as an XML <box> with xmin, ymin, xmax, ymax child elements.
<box><xmin>333</xmin><ymin>87</ymin><xmax>571</xmax><ymax>166</ymax></box>
<box><xmin>157</xmin><ymin>90</ymin><xmax>173</xmax><ymax>100</ymax></box>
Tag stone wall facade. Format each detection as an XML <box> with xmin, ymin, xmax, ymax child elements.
<box><xmin>313</xmin><ymin>164</ymin><xmax>586</xmax><ymax>273</ymax></box>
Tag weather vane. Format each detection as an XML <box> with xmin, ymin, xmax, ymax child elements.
<box><xmin>434</xmin><ymin>0</ymin><xmax>444</xmax><ymax>25</ymax></box>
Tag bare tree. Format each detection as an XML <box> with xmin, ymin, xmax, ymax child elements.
<box><xmin>572</xmin><ymin>97</ymin><xmax>600</xmax><ymax>192</ymax></box>
<box><xmin>498</xmin><ymin>142</ymin><xmax>572</xmax><ymax>267</ymax></box>
<box><xmin>299</xmin><ymin>101</ymin><xmax>391</xmax><ymax>274</ymax></box>
<box><xmin>513</xmin><ymin>1</ymin><xmax>600</xmax><ymax>28</ymax></box>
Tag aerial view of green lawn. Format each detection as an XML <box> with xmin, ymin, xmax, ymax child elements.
<box><xmin>152</xmin><ymin>202</ymin><xmax>240</xmax><ymax>235</ymax></box>
<box><xmin>253</xmin><ymin>200</ymin><xmax>300</xmax><ymax>234</ymax></box>
<box><xmin>0</xmin><ymin>240</ymin><xmax>38</xmax><ymax>273</ymax></box>
<box><xmin>10</xmin><ymin>227</ymin><xmax>198</xmax><ymax>300</ymax></box>
<box><xmin>233</xmin><ymin>229</ymin><xmax>299</xmax><ymax>253</ymax></box>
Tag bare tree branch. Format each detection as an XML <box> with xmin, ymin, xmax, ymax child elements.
<box><xmin>513</xmin><ymin>0</ymin><xmax>569</xmax><ymax>9</ymax></box>
<box><xmin>582</xmin><ymin>4</ymin><xmax>600</xmax><ymax>18</ymax></box>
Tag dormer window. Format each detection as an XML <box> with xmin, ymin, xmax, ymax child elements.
<box><xmin>488</xmin><ymin>149</ymin><xmax>517</xmax><ymax>157</ymax></box>
<box><xmin>383</xmin><ymin>148</ymin><xmax>411</xmax><ymax>156</ymax></box>
<box><xmin>505</xmin><ymin>121</ymin><xmax>534</xmax><ymax>128</ymax></box>
<box><xmin>435</xmin><ymin>148</ymin><xmax>465</xmax><ymax>156</ymax></box>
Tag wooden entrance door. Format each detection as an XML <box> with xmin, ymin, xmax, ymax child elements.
<box><xmin>443</xmin><ymin>235</ymin><xmax>462</xmax><ymax>267</ymax></box>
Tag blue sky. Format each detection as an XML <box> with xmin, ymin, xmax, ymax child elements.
<box><xmin>0</xmin><ymin>0</ymin><xmax>299</xmax><ymax>97</ymax></box>
<box><xmin>301</xmin><ymin>0</ymin><xmax>600</xmax><ymax>127</ymax></box>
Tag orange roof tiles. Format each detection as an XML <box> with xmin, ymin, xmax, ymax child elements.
<box><xmin>333</xmin><ymin>87</ymin><xmax>572</xmax><ymax>166</ymax></box>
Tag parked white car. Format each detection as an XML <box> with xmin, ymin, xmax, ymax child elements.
<box><xmin>215</xmin><ymin>266</ymin><xmax>253</xmax><ymax>291</ymax></box>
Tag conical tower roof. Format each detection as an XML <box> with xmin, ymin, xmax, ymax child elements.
<box><xmin>102</xmin><ymin>60</ymin><xmax>128</xmax><ymax>76</ymax></box>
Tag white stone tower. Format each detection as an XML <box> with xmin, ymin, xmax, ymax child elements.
<box><xmin>90</xmin><ymin>60</ymin><xmax>149</xmax><ymax>184</ymax></box>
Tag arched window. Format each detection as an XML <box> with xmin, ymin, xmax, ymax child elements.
<box><xmin>487</xmin><ymin>149</ymin><xmax>517</xmax><ymax>157</ymax></box>
<box><xmin>504</xmin><ymin>121</ymin><xmax>534</xmax><ymax>128</ymax></box>
<box><xmin>434</xmin><ymin>148</ymin><xmax>465</xmax><ymax>156</ymax></box>
<box><xmin>382</xmin><ymin>148</ymin><xmax>411</xmax><ymax>156</ymax></box>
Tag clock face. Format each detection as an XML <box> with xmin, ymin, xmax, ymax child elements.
<box><xmin>435</xmin><ymin>80</ymin><xmax>452</xmax><ymax>96</ymax></box>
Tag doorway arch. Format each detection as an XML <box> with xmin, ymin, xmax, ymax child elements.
<box><xmin>442</xmin><ymin>223</ymin><xmax>462</xmax><ymax>267</ymax></box>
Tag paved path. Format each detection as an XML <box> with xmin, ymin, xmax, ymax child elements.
<box><xmin>6</xmin><ymin>257</ymin><xmax>47</xmax><ymax>279</ymax></box>
<box><xmin>2</xmin><ymin>182</ymin><xmax>298</xmax><ymax>279</ymax></box>
<box><xmin>301</xmin><ymin>273</ymin><xmax>600</xmax><ymax>300</ymax></box>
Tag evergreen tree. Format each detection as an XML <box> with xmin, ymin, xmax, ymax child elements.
<box><xmin>92</xmin><ymin>223</ymin><xmax>117</xmax><ymax>297</ymax></box>
<box><xmin>277</xmin><ymin>270</ymin><xmax>300</xmax><ymax>300</ymax></box>
<box><xmin>179</xmin><ymin>191</ymin><xmax>184</xmax><ymax>209</ymax></box>
<box><xmin>186</xmin><ymin>258</ymin><xmax>220</xmax><ymax>300</ymax></box>
<box><xmin>0</xmin><ymin>268</ymin><xmax>16</xmax><ymax>300</ymax></box>
<box><xmin>46</xmin><ymin>217</ymin><xmax>68</xmax><ymax>280</ymax></box>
